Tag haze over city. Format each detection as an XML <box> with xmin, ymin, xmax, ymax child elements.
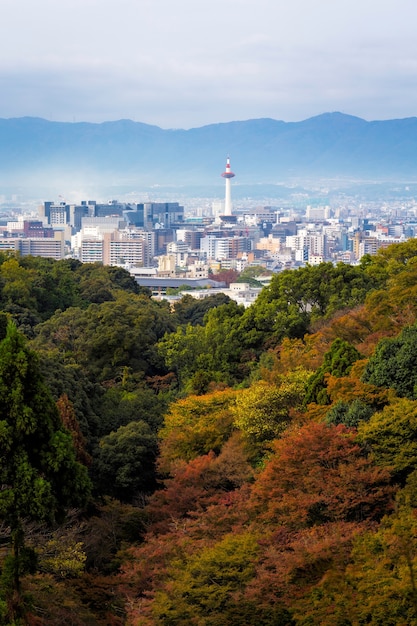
<box><xmin>1</xmin><ymin>0</ymin><xmax>417</xmax><ymax>129</ymax></box>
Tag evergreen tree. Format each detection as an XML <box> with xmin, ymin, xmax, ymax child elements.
<box><xmin>362</xmin><ymin>324</ymin><xmax>417</xmax><ymax>399</ymax></box>
<box><xmin>0</xmin><ymin>321</ymin><xmax>91</xmax><ymax>621</ymax></box>
<box><xmin>304</xmin><ymin>338</ymin><xmax>363</xmax><ymax>405</ymax></box>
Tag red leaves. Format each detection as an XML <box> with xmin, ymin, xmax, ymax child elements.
<box><xmin>250</xmin><ymin>422</ymin><xmax>395</xmax><ymax>528</ymax></box>
<box><xmin>121</xmin><ymin>422</ymin><xmax>396</xmax><ymax>621</ymax></box>
<box><xmin>245</xmin><ymin>521</ymin><xmax>364</xmax><ymax>606</ymax></box>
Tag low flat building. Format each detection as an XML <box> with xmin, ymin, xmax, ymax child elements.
<box><xmin>133</xmin><ymin>276</ymin><xmax>226</xmax><ymax>296</ymax></box>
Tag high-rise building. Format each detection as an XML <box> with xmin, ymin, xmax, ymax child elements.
<box><xmin>221</xmin><ymin>157</ymin><xmax>235</xmax><ymax>217</ymax></box>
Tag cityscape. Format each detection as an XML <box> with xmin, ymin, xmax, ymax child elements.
<box><xmin>0</xmin><ymin>156</ymin><xmax>416</xmax><ymax>306</ymax></box>
<box><xmin>3</xmin><ymin>0</ymin><xmax>417</xmax><ymax>621</ymax></box>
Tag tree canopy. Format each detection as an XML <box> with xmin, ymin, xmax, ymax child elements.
<box><xmin>0</xmin><ymin>321</ymin><xmax>91</xmax><ymax>620</ymax></box>
<box><xmin>3</xmin><ymin>240</ymin><xmax>417</xmax><ymax>622</ymax></box>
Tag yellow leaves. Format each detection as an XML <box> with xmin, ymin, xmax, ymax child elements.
<box><xmin>357</xmin><ymin>398</ymin><xmax>417</xmax><ymax>476</ymax></box>
<box><xmin>158</xmin><ymin>388</ymin><xmax>237</xmax><ymax>471</ymax></box>
<box><xmin>150</xmin><ymin>532</ymin><xmax>259</xmax><ymax>623</ymax></box>
<box><xmin>335</xmin><ymin>507</ymin><xmax>417</xmax><ymax>625</ymax></box>
<box><xmin>232</xmin><ymin>369</ymin><xmax>310</xmax><ymax>442</ymax></box>
<box><xmin>37</xmin><ymin>538</ymin><xmax>87</xmax><ymax>578</ymax></box>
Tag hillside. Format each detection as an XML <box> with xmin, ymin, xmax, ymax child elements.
<box><xmin>2</xmin><ymin>113</ymin><xmax>417</xmax><ymax>193</ymax></box>
<box><xmin>2</xmin><ymin>245</ymin><xmax>417</xmax><ymax>622</ymax></box>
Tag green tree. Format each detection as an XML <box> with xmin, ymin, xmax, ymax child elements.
<box><xmin>157</xmin><ymin>301</ymin><xmax>245</xmax><ymax>390</ymax></box>
<box><xmin>362</xmin><ymin>324</ymin><xmax>417</xmax><ymax>399</ymax></box>
<box><xmin>363</xmin><ymin>237</ymin><xmax>417</xmax><ymax>283</ymax></box>
<box><xmin>325</xmin><ymin>398</ymin><xmax>374</xmax><ymax>428</ymax></box>
<box><xmin>0</xmin><ymin>322</ymin><xmax>91</xmax><ymax>620</ymax></box>
<box><xmin>173</xmin><ymin>292</ymin><xmax>231</xmax><ymax>327</ymax></box>
<box><xmin>238</xmin><ymin>262</ymin><xmax>374</xmax><ymax>352</ymax></box>
<box><xmin>33</xmin><ymin>292</ymin><xmax>174</xmax><ymax>382</ymax></box>
<box><xmin>93</xmin><ymin>421</ymin><xmax>158</xmax><ymax>502</ymax></box>
<box><xmin>97</xmin><ymin>384</ymin><xmax>166</xmax><ymax>438</ymax></box>
<box><xmin>305</xmin><ymin>338</ymin><xmax>363</xmax><ymax>406</ymax></box>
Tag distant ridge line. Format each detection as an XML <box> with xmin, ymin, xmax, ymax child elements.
<box><xmin>1</xmin><ymin>112</ymin><xmax>417</xmax><ymax>188</ymax></box>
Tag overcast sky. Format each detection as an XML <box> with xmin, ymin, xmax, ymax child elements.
<box><xmin>1</xmin><ymin>0</ymin><xmax>417</xmax><ymax>129</ymax></box>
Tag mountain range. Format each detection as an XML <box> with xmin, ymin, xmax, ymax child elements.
<box><xmin>1</xmin><ymin>112</ymin><xmax>417</xmax><ymax>196</ymax></box>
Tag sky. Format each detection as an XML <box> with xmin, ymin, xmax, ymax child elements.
<box><xmin>1</xmin><ymin>0</ymin><xmax>417</xmax><ymax>129</ymax></box>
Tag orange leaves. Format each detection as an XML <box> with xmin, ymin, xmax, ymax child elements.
<box><xmin>120</xmin><ymin>422</ymin><xmax>397</xmax><ymax>623</ymax></box>
<box><xmin>325</xmin><ymin>370</ymin><xmax>390</xmax><ymax>409</ymax></box>
<box><xmin>146</xmin><ymin>435</ymin><xmax>253</xmax><ymax>535</ymax></box>
<box><xmin>245</xmin><ymin>521</ymin><xmax>364</xmax><ymax>607</ymax></box>
<box><xmin>250</xmin><ymin>422</ymin><xmax>395</xmax><ymax>529</ymax></box>
<box><xmin>157</xmin><ymin>388</ymin><xmax>237</xmax><ymax>473</ymax></box>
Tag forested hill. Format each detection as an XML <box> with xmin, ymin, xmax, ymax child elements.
<box><xmin>2</xmin><ymin>112</ymin><xmax>417</xmax><ymax>189</ymax></box>
<box><xmin>2</xmin><ymin>244</ymin><xmax>417</xmax><ymax>622</ymax></box>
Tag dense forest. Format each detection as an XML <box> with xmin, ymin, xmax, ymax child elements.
<box><xmin>1</xmin><ymin>242</ymin><xmax>417</xmax><ymax>623</ymax></box>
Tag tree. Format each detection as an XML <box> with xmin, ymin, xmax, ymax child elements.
<box><xmin>157</xmin><ymin>388</ymin><xmax>237</xmax><ymax>471</ymax></box>
<box><xmin>304</xmin><ymin>338</ymin><xmax>363</xmax><ymax>406</ymax></box>
<box><xmin>0</xmin><ymin>322</ymin><xmax>91</xmax><ymax>620</ymax></box>
<box><xmin>240</xmin><ymin>262</ymin><xmax>374</xmax><ymax>352</ymax></box>
<box><xmin>250</xmin><ymin>422</ymin><xmax>394</xmax><ymax>529</ymax></box>
<box><xmin>146</xmin><ymin>436</ymin><xmax>253</xmax><ymax>535</ymax></box>
<box><xmin>33</xmin><ymin>292</ymin><xmax>174</xmax><ymax>382</ymax></box>
<box><xmin>357</xmin><ymin>397</ymin><xmax>417</xmax><ymax>482</ymax></box>
<box><xmin>56</xmin><ymin>393</ymin><xmax>92</xmax><ymax>467</ymax></box>
<box><xmin>157</xmin><ymin>301</ymin><xmax>245</xmax><ymax>390</ymax></box>
<box><xmin>325</xmin><ymin>398</ymin><xmax>374</xmax><ymax>428</ymax></box>
<box><xmin>146</xmin><ymin>532</ymin><xmax>260</xmax><ymax>625</ymax></box>
<box><xmin>93</xmin><ymin>421</ymin><xmax>158</xmax><ymax>502</ymax></box>
<box><xmin>232</xmin><ymin>369</ymin><xmax>309</xmax><ymax>444</ymax></box>
<box><xmin>173</xmin><ymin>292</ymin><xmax>232</xmax><ymax>327</ymax></box>
<box><xmin>97</xmin><ymin>384</ymin><xmax>166</xmax><ymax>438</ymax></box>
<box><xmin>295</xmin><ymin>506</ymin><xmax>417</xmax><ymax>625</ymax></box>
<box><xmin>362</xmin><ymin>324</ymin><xmax>417</xmax><ymax>399</ymax></box>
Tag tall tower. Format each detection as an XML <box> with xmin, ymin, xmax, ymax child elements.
<box><xmin>221</xmin><ymin>156</ymin><xmax>235</xmax><ymax>216</ymax></box>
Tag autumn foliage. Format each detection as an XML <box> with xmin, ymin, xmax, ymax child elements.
<box><xmin>5</xmin><ymin>242</ymin><xmax>417</xmax><ymax>622</ymax></box>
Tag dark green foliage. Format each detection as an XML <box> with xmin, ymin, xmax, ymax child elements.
<box><xmin>2</xmin><ymin>303</ymin><xmax>41</xmax><ymax>338</ymax></box>
<box><xmin>325</xmin><ymin>399</ymin><xmax>374</xmax><ymax>428</ymax></box>
<box><xmin>0</xmin><ymin>322</ymin><xmax>91</xmax><ymax>520</ymax></box>
<box><xmin>83</xmin><ymin>498</ymin><xmax>147</xmax><ymax>573</ymax></box>
<box><xmin>240</xmin><ymin>262</ymin><xmax>374</xmax><ymax>351</ymax></box>
<box><xmin>0</xmin><ymin>255</ymin><xmax>148</xmax><ymax>334</ymax></box>
<box><xmin>0</xmin><ymin>321</ymin><xmax>91</xmax><ymax>616</ymax></box>
<box><xmin>362</xmin><ymin>324</ymin><xmax>417</xmax><ymax>399</ymax></box>
<box><xmin>187</xmin><ymin>369</ymin><xmax>216</xmax><ymax>395</ymax></box>
<box><xmin>0</xmin><ymin>312</ymin><xmax>8</xmax><ymax>341</ymax></box>
<box><xmin>32</xmin><ymin>292</ymin><xmax>174</xmax><ymax>382</ymax></box>
<box><xmin>158</xmin><ymin>300</ymin><xmax>246</xmax><ymax>391</ymax></box>
<box><xmin>92</xmin><ymin>421</ymin><xmax>158</xmax><ymax>502</ymax></box>
<box><xmin>37</xmin><ymin>354</ymin><xmax>102</xmax><ymax>445</ymax></box>
<box><xmin>103</xmin><ymin>265</ymin><xmax>143</xmax><ymax>294</ymax></box>
<box><xmin>174</xmin><ymin>292</ymin><xmax>232</xmax><ymax>326</ymax></box>
<box><xmin>305</xmin><ymin>338</ymin><xmax>363</xmax><ymax>405</ymax></box>
<box><xmin>97</xmin><ymin>385</ymin><xmax>166</xmax><ymax>438</ymax></box>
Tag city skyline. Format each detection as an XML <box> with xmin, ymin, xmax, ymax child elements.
<box><xmin>1</xmin><ymin>1</ymin><xmax>417</xmax><ymax>129</ymax></box>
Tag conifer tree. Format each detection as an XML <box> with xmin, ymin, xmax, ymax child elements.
<box><xmin>0</xmin><ymin>321</ymin><xmax>91</xmax><ymax>620</ymax></box>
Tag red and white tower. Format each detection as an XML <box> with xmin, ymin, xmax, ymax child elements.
<box><xmin>221</xmin><ymin>156</ymin><xmax>235</xmax><ymax>216</ymax></box>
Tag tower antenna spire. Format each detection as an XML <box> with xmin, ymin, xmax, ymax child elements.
<box><xmin>221</xmin><ymin>156</ymin><xmax>235</xmax><ymax>216</ymax></box>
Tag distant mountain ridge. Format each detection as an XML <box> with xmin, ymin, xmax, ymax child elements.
<box><xmin>1</xmin><ymin>112</ymin><xmax>417</xmax><ymax>192</ymax></box>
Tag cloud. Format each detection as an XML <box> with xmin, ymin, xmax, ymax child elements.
<box><xmin>0</xmin><ymin>0</ymin><xmax>417</xmax><ymax>127</ymax></box>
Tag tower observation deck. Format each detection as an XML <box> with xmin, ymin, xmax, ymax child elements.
<box><xmin>221</xmin><ymin>156</ymin><xmax>235</xmax><ymax>216</ymax></box>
